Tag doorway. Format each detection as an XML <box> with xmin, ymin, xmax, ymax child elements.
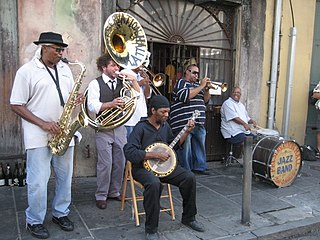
<box><xmin>148</xmin><ymin>42</ymin><xmax>199</xmax><ymax>101</ymax></box>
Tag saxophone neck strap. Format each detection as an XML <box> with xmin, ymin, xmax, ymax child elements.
<box><xmin>41</xmin><ymin>58</ymin><xmax>65</xmax><ymax>107</ymax></box>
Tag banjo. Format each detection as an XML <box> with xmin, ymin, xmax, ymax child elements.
<box><xmin>143</xmin><ymin>110</ymin><xmax>200</xmax><ymax>177</ymax></box>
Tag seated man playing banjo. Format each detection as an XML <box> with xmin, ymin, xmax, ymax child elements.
<box><xmin>124</xmin><ymin>95</ymin><xmax>205</xmax><ymax>240</ymax></box>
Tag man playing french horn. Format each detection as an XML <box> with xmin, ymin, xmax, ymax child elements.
<box><xmin>124</xmin><ymin>95</ymin><xmax>205</xmax><ymax>240</ymax></box>
<box><xmin>86</xmin><ymin>53</ymin><xmax>140</xmax><ymax>210</ymax></box>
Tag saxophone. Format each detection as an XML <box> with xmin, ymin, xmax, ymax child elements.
<box><xmin>48</xmin><ymin>58</ymin><xmax>88</xmax><ymax>155</ymax></box>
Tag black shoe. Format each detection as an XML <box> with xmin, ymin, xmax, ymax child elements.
<box><xmin>26</xmin><ymin>223</ymin><xmax>49</xmax><ymax>239</ymax></box>
<box><xmin>52</xmin><ymin>216</ymin><xmax>74</xmax><ymax>231</ymax></box>
<box><xmin>192</xmin><ymin>170</ymin><xmax>211</xmax><ymax>175</ymax></box>
<box><xmin>96</xmin><ymin>200</ymin><xmax>107</xmax><ymax>209</ymax></box>
<box><xmin>145</xmin><ymin>232</ymin><xmax>159</xmax><ymax>240</ymax></box>
<box><xmin>108</xmin><ymin>195</ymin><xmax>122</xmax><ymax>201</ymax></box>
<box><xmin>182</xmin><ymin>220</ymin><xmax>206</xmax><ymax>232</ymax></box>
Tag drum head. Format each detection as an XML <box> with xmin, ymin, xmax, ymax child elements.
<box><xmin>269</xmin><ymin>139</ymin><xmax>301</xmax><ymax>187</ymax></box>
<box><xmin>257</xmin><ymin>128</ymin><xmax>279</xmax><ymax>136</ymax></box>
<box><xmin>253</xmin><ymin>137</ymin><xmax>302</xmax><ymax>187</ymax></box>
<box><xmin>144</xmin><ymin>142</ymin><xmax>177</xmax><ymax>177</ymax></box>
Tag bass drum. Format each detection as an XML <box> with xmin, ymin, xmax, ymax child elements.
<box><xmin>252</xmin><ymin>136</ymin><xmax>302</xmax><ymax>187</ymax></box>
<box><xmin>256</xmin><ymin>128</ymin><xmax>279</xmax><ymax>139</ymax></box>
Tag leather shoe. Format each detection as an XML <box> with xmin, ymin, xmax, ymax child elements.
<box><xmin>182</xmin><ymin>220</ymin><xmax>206</xmax><ymax>232</ymax></box>
<box><xmin>96</xmin><ymin>200</ymin><xmax>107</xmax><ymax>209</ymax></box>
<box><xmin>52</xmin><ymin>216</ymin><xmax>74</xmax><ymax>231</ymax></box>
<box><xmin>27</xmin><ymin>223</ymin><xmax>49</xmax><ymax>239</ymax></box>
<box><xmin>145</xmin><ymin>232</ymin><xmax>159</xmax><ymax>240</ymax></box>
<box><xmin>108</xmin><ymin>195</ymin><xmax>122</xmax><ymax>201</ymax></box>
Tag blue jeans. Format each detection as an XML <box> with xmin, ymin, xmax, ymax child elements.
<box><xmin>125</xmin><ymin>126</ymin><xmax>134</xmax><ymax>141</ymax></box>
<box><xmin>125</xmin><ymin>117</ymin><xmax>147</xmax><ymax>141</ymax></box>
<box><xmin>176</xmin><ymin>125</ymin><xmax>208</xmax><ymax>171</ymax></box>
<box><xmin>226</xmin><ymin>132</ymin><xmax>255</xmax><ymax>144</ymax></box>
<box><xmin>25</xmin><ymin>146</ymin><xmax>74</xmax><ymax>225</ymax></box>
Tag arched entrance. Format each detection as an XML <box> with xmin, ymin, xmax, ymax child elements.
<box><xmin>116</xmin><ymin>0</ymin><xmax>237</xmax><ymax>160</ymax></box>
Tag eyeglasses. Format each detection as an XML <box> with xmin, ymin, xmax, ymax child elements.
<box><xmin>46</xmin><ymin>45</ymin><xmax>65</xmax><ymax>53</ymax></box>
<box><xmin>189</xmin><ymin>70</ymin><xmax>199</xmax><ymax>75</ymax></box>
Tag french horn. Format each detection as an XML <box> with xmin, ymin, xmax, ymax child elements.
<box><xmin>80</xmin><ymin>12</ymin><xmax>149</xmax><ymax>130</ymax></box>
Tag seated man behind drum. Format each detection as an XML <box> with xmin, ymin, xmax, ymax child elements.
<box><xmin>220</xmin><ymin>87</ymin><xmax>257</xmax><ymax>158</ymax></box>
<box><xmin>124</xmin><ymin>95</ymin><xmax>205</xmax><ymax>240</ymax></box>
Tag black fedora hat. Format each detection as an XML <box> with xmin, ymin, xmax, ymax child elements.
<box><xmin>33</xmin><ymin>32</ymin><xmax>68</xmax><ymax>47</ymax></box>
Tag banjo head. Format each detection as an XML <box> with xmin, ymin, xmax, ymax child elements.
<box><xmin>144</xmin><ymin>142</ymin><xmax>177</xmax><ymax>177</ymax></box>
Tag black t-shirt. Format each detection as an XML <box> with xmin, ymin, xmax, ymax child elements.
<box><xmin>123</xmin><ymin>119</ymin><xmax>175</xmax><ymax>168</ymax></box>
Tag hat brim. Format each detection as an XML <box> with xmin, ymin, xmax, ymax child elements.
<box><xmin>33</xmin><ymin>40</ymin><xmax>68</xmax><ymax>47</ymax></box>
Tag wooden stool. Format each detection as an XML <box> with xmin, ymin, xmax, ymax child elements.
<box><xmin>121</xmin><ymin>161</ymin><xmax>175</xmax><ymax>226</ymax></box>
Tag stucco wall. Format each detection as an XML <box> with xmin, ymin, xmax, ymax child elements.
<box><xmin>261</xmin><ymin>0</ymin><xmax>316</xmax><ymax>144</ymax></box>
<box><xmin>237</xmin><ymin>0</ymin><xmax>266</xmax><ymax>123</ymax></box>
<box><xmin>237</xmin><ymin>0</ymin><xmax>316</xmax><ymax>145</ymax></box>
<box><xmin>276</xmin><ymin>0</ymin><xmax>316</xmax><ymax>144</ymax></box>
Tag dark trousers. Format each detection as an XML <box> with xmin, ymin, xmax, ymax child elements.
<box><xmin>132</xmin><ymin>165</ymin><xmax>197</xmax><ymax>233</ymax></box>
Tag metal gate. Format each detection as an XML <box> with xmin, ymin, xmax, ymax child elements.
<box><xmin>118</xmin><ymin>0</ymin><xmax>236</xmax><ymax>160</ymax></box>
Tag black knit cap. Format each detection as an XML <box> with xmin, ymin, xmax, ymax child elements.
<box><xmin>149</xmin><ymin>95</ymin><xmax>170</xmax><ymax>110</ymax></box>
<box><xmin>33</xmin><ymin>32</ymin><xmax>68</xmax><ymax>47</ymax></box>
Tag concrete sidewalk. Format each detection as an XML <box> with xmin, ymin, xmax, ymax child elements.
<box><xmin>1</xmin><ymin>159</ymin><xmax>320</xmax><ymax>240</ymax></box>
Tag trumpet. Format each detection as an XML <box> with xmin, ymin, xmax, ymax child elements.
<box><xmin>140</xmin><ymin>67</ymin><xmax>166</xmax><ymax>95</ymax></box>
<box><xmin>207</xmin><ymin>81</ymin><xmax>228</xmax><ymax>92</ymax></box>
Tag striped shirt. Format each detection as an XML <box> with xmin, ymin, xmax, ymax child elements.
<box><xmin>169</xmin><ymin>78</ymin><xmax>206</xmax><ymax>133</ymax></box>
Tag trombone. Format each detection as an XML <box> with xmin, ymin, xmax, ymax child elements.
<box><xmin>140</xmin><ymin>67</ymin><xmax>166</xmax><ymax>96</ymax></box>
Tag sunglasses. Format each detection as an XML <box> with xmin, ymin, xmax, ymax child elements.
<box><xmin>189</xmin><ymin>70</ymin><xmax>199</xmax><ymax>75</ymax></box>
<box><xmin>46</xmin><ymin>45</ymin><xmax>65</xmax><ymax>53</ymax></box>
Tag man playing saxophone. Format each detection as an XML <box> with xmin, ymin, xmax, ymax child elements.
<box><xmin>86</xmin><ymin>53</ymin><xmax>140</xmax><ymax>210</ymax></box>
<box><xmin>10</xmin><ymin>32</ymin><xmax>83</xmax><ymax>239</ymax></box>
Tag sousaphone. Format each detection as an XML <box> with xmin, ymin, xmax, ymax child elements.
<box><xmin>104</xmin><ymin>12</ymin><xmax>148</xmax><ymax>69</ymax></box>
<box><xmin>81</xmin><ymin>12</ymin><xmax>149</xmax><ymax>130</ymax></box>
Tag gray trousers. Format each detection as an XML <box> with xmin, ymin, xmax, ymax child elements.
<box><xmin>95</xmin><ymin>125</ymin><xmax>127</xmax><ymax>200</ymax></box>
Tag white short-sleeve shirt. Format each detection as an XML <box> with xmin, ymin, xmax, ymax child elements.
<box><xmin>10</xmin><ymin>54</ymin><xmax>74</xmax><ymax>150</ymax></box>
<box><xmin>220</xmin><ymin>97</ymin><xmax>251</xmax><ymax>139</ymax></box>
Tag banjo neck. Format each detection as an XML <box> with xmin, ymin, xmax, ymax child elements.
<box><xmin>169</xmin><ymin>110</ymin><xmax>200</xmax><ymax>149</ymax></box>
<box><xmin>169</xmin><ymin>125</ymin><xmax>188</xmax><ymax>149</ymax></box>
